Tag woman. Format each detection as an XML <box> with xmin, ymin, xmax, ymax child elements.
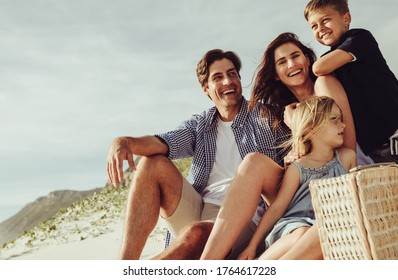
<box><xmin>200</xmin><ymin>32</ymin><xmax>363</xmax><ymax>260</ymax></box>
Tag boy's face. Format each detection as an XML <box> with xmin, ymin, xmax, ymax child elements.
<box><xmin>307</xmin><ymin>7</ymin><xmax>351</xmax><ymax>47</ymax></box>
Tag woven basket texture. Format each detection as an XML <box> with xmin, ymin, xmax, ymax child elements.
<box><xmin>309</xmin><ymin>164</ymin><xmax>398</xmax><ymax>260</ymax></box>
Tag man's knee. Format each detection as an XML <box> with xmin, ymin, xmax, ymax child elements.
<box><xmin>137</xmin><ymin>155</ymin><xmax>173</xmax><ymax>172</ymax></box>
<box><xmin>170</xmin><ymin>222</ymin><xmax>213</xmax><ymax>259</ymax></box>
<box><xmin>183</xmin><ymin>222</ymin><xmax>214</xmax><ymax>243</ymax></box>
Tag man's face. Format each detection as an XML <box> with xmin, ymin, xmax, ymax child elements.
<box><xmin>203</xmin><ymin>58</ymin><xmax>242</xmax><ymax>110</ymax></box>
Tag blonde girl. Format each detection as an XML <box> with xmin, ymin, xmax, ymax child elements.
<box><xmin>237</xmin><ymin>96</ymin><xmax>356</xmax><ymax>260</ymax></box>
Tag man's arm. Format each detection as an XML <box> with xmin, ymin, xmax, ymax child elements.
<box><xmin>312</xmin><ymin>49</ymin><xmax>354</xmax><ymax>76</ymax></box>
<box><xmin>107</xmin><ymin>136</ymin><xmax>169</xmax><ymax>187</ymax></box>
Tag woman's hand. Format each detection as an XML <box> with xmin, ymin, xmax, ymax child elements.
<box><xmin>284</xmin><ymin>148</ymin><xmax>303</xmax><ymax>168</ymax></box>
<box><xmin>283</xmin><ymin>102</ymin><xmax>299</xmax><ymax>129</ymax></box>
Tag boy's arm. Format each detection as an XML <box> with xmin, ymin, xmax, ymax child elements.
<box><xmin>312</xmin><ymin>49</ymin><xmax>354</xmax><ymax>76</ymax></box>
<box><xmin>243</xmin><ymin>164</ymin><xmax>301</xmax><ymax>251</ymax></box>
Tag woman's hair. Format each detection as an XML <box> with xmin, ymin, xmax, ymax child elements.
<box><xmin>283</xmin><ymin>96</ymin><xmax>340</xmax><ymax>155</ymax></box>
<box><xmin>196</xmin><ymin>49</ymin><xmax>241</xmax><ymax>88</ymax></box>
<box><xmin>249</xmin><ymin>32</ymin><xmax>317</xmax><ymax>128</ymax></box>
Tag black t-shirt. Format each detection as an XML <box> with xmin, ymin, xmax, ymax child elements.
<box><xmin>325</xmin><ymin>28</ymin><xmax>398</xmax><ymax>154</ymax></box>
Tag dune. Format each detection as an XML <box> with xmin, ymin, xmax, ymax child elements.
<box><xmin>0</xmin><ymin>184</ymin><xmax>167</xmax><ymax>260</ymax></box>
<box><xmin>0</xmin><ymin>158</ymin><xmax>192</xmax><ymax>260</ymax></box>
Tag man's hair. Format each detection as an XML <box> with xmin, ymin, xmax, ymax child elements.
<box><xmin>304</xmin><ymin>0</ymin><xmax>350</xmax><ymax>20</ymax></box>
<box><xmin>196</xmin><ymin>49</ymin><xmax>241</xmax><ymax>88</ymax></box>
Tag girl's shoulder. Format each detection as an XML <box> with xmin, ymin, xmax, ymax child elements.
<box><xmin>336</xmin><ymin>148</ymin><xmax>357</xmax><ymax>171</ymax></box>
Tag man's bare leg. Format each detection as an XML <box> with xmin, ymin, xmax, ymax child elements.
<box><xmin>151</xmin><ymin>222</ymin><xmax>214</xmax><ymax>260</ymax></box>
<box><xmin>200</xmin><ymin>153</ymin><xmax>284</xmax><ymax>259</ymax></box>
<box><xmin>119</xmin><ymin>155</ymin><xmax>183</xmax><ymax>259</ymax></box>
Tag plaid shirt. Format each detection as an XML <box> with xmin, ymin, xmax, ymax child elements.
<box><xmin>157</xmin><ymin>97</ymin><xmax>290</xmax><ymax>247</ymax></box>
<box><xmin>157</xmin><ymin>97</ymin><xmax>290</xmax><ymax>194</ymax></box>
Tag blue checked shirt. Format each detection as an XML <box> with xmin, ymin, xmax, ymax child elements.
<box><xmin>157</xmin><ymin>97</ymin><xmax>290</xmax><ymax>193</ymax></box>
<box><xmin>156</xmin><ymin>97</ymin><xmax>291</xmax><ymax>247</ymax></box>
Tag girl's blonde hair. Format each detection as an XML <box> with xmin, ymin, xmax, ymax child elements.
<box><xmin>284</xmin><ymin>96</ymin><xmax>341</xmax><ymax>155</ymax></box>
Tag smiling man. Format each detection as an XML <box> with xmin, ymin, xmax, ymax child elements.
<box><xmin>106</xmin><ymin>49</ymin><xmax>290</xmax><ymax>259</ymax></box>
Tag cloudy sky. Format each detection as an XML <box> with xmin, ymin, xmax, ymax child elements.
<box><xmin>1</xmin><ymin>0</ymin><xmax>397</xmax><ymax>222</ymax></box>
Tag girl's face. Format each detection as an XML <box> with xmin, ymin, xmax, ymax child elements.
<box><xmin>307</xmin><ymin>7</ymin><xmax>351</xmax><ymax>47</ymax></box>
<box><xmin>274</xmin><ymin>43</ymin><xmax>311</xmax><ymax>88</ymax></box>
<box><xmin>317</xmin><ymin>104</ymin><xmax>345</xmax><ymax>148</ymax></box>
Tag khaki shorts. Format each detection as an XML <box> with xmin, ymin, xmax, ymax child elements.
<box><xmin>162</xmin><ymin>177</ymin><xmax>264</xmax><ymax>259</ymax></box>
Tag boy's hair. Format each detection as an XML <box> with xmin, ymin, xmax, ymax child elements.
<box><xmin>304</xmin><ymin>0</ymin><xmax>350</xmax><ymax>20</ymax></box>
<box><xmin>196</xmin><ymin>49</ymin><xmax>241</xmax><ymax>88</ymax></box>
<box><xmin>284</xmin><ymin>96</ymin><xmax>341</xmax><ymax>155</ymax></box>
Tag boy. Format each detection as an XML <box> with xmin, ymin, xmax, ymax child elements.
<box><xmin>304</xmin><ymin>0</ymin><xmax>398</xmax><ymax>163</ymax></box>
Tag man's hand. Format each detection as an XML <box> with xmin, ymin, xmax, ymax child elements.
<box><xmin>283</xmin><ymin>102</ymin><xmax>299</xmax><ymax>129</ymax></box>
<box><xmin>107</xmin><ymin>137</ymin><xmax>136</xmax><ymax>187</ymax></box>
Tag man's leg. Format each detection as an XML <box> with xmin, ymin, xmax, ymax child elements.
<box><xmin>149</xmin><ymin>178</ymin><xmax>206</xmax><ymax>260</ymax></box>
<box><xmin>151</xmin><ymin>222</ymin><xmax>213</xmax><ymax>260</ymax></box>
<box><xmin>200</xmin><ymin>153</ymin><xmax>284</xmax><ymax>259</ymax></box>
<box><xmin>119</xmin><ymin>155</ymin><xmax>184</xmax><ymax>259</ymax></box>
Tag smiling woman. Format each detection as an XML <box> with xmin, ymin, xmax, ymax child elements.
<box><xmin>249</xmin><ymin>32</ymin><xmax>359</xmax><ymax>158</ymax></box>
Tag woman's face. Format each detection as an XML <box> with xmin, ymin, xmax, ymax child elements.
<box><xmin>274</xmin><ymin>42</ymin><xmax>311</xmax><ymax>88</ymax></box>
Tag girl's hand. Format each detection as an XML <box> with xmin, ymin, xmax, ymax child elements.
<box><xmin>237</xmin><ymin>246</ymin><xmax>257</xmax><ymax>260</ymax></box>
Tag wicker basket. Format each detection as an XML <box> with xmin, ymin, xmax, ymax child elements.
<box><xmin>309</xmin><ymin>163</ymin><xmax>398</xmax><ymax>260</ymax></box>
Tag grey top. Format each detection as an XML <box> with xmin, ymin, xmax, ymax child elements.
<box><xmin>265</xmin><ymin>151</ymin><xmax>347</xmax><ymax>247</ymax></box>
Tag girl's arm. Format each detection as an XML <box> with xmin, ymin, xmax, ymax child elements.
<box><xmin>312</xmin><ymin>49</ymin><xmax>354</xmax><ymax>76</ymax></box>
<box><xmin>239</xmin><ymin>164</ymin><xmax>301</xmax><ymax>259</ymax></box>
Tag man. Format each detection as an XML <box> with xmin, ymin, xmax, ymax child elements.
<box><xmin>107</xmin><ymin>49</ymin><xmax>290</xmax><ymax>259</ymax></box>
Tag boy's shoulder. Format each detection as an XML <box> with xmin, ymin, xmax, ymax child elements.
<box><xmin>337</xmin><ymin>28</ymin><xmax>376</xmax><ymax>46</ymax></box>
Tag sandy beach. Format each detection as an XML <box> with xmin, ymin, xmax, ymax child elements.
<box><xmin>1</xmin><ymin>218</ymin><xmax>166</xmax><ymax>260</ymax></box>
<box><xmin>0</xmin><ymin>185</ymin><xmax>167</xmax><ymax>260</ymax></box>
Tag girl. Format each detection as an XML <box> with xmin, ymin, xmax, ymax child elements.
<box><xmin>238</xmin><ymin>96</ymin><xmax>356</xmax><ymax>260</ymax></box>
